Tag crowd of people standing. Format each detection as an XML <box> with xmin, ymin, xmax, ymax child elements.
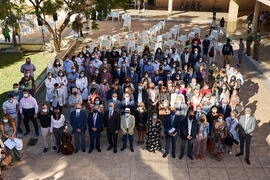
<box><xmin>1</xmin><ymin>31</ymin><xmax>256</xmax><ymax>174</ymax></box>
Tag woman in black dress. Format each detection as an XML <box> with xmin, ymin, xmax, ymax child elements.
<box><xmin>146</xmin><ymin>112</ymin><xmax>162</xmax><ymax>153</ymax></box>
<box><xmin>135</xmin><ymin>102</ymin><xmax>148</xmax><ymax>144</ymax></box>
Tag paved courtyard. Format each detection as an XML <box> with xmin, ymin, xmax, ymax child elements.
<box><xmin>1</xmin><ymin>16</ymin><xmax>270</xmax><ymax>180</ymax></box>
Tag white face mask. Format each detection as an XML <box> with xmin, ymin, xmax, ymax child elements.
<box><xmin>3</xmin><ymin>119</ymin><xmax>8</xmax><ymax>123</ymax></box>
<box><xmin>112</xmin><ymin>97</ymin><xmax>117</xmax><ymax>101</ymax></box>
<box><xmin>246</xmin><ymin>114</ymin><xmax>251</xmax><ymax>118</ymax></box>
<box><xmin>76</xmin><ymin>109</ymin><xmax>80</xmax><ymax>113</ymax></box>
<box><xmin>42</xmin><ymin>109</ymin><xmax>48</xmax><ymax>113</ymax></box>
<box><xmin>23</xmin><ymin>94</ymin><xmax>28</xmax><ymax>98</ymax></box>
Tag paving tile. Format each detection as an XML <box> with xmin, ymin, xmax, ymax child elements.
<box><xmin>240</xmin><ymin>156</ymin><xmax>262</xmax><ymax>167</ymax></box>
<box><xmin>245</xmin><ymin>167</ymin><xmax>267</xmax><ymax>180</ymax></box>
<box><xmin>257</xmin><ymin>155</ymin><xmax>270</xmax><ymax>167</ymax></box>
<box><xmin>205</xmin><ymin>157</ymin><xmax>225</xmax><ymax>168</ymax></box>
<box><xmin>223</xmin><ymin>156</ymin><xmax>243</xmax><ymax>167</ymax></box>
<box><xmin>187</xmin><ymin>158</ymin><xmax>207</xmax><ymax>168</ymax></box>
<box><xmin>226</xmin><ymin>167</ymin><xmax>248</xmax><ymax>180</ymax></box>
<box><xmin>189</xmin><ymin>167</ymin><xmax>209</xmax><ymax>180</ymax></box>
<box><xmin>207</xmin><ymin>168</ymin><xmax>229</xmax><ymax>180</ymax></box>
<box><xmin>169</xmin><ymin>168</ymin><xmax>189</xmax><ymax>180</ymax></box>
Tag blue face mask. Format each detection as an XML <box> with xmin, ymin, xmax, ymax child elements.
<box><xmin>14</xmin><ymin>88</ymin><xmax>19</xmax><ymax>92</ymax></box>
<box><xmin>153</xmin><ymin>115</ymin><xmax>157</xmax><ymax>119</ymax></box>
<box><xmin>125</xmin><ymin>113</ymin><xmax>129</xmax><ymax>117</ymax></box>
<box><xmin>138</xmin><ymin>86</ymin><xmax>142</xmax><ymax>90</ymax></box>
<box><xmin>218</xmin><ymin>118</ymin><xmax>223</xmax><ymax>122</ymax></box>
<box><xmin>80</xmin><ymin>74</ymin><xmax>84</xmax><ymax>77</ymax></box>
<box><xmin>59</xmin><ymin>73</ymin><xmax>63</xmax><ymax>76</ymax></box>
<box><xmin>95</xmin><ymin>101</ymin><xmax>100</xmax><ymax>105</ymax></box>
<box><xmin>20</xmin><ymin>86</ymin><xmax>25</xmax><ymax>89</ymax></box>
<box><xmin>108</xmin><ymin>107</ymin><xmax>113</xmax><ymax>111</ymax></box>
<box><xmin>8</xmin><ymin>99</ymin><xmax>13</xmax><ymax>103</ymax></box>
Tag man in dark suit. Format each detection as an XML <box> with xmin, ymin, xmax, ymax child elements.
<box><xmin>127</xmin><ymin>67</ymin><xmax>139</xmax><ymax>88</ymax></box>
<box><xmin>106</xmin><ymin>81</ymin><xmax>123</xmax><ymax>101</ymax></box>
<box><xmin>133</xmin><ymin>83</ymin><xmax>148</xmax><ymax>106</ymax></box>
<box><xmin>181</xmin><ymin>48</ymin><xmax>191</xmax><ymax>70</ymax></box>
<box><xmin>104</xmin><ymin>103</ymin><xmax>121</xmax><ymax>153</ymax></box>
<box><xmin>113</xmin><ymin>65</ymin><xmax>125</xmax><ymax>85</ymax></box>
<box><xmin>179</xmin><ymin>111</ymin><xmax>197</xmax><ymax>160</ymax></box>
<box><xmin>151</xmin><ymin>70</ymin><xmax>163</xmax><ymax>86</ymax></box>
<box><xmin>70</xmin><ymin>104</ymin><xmax>87</xmax><ymax>153</ymax></box>
<box><xmin>218</xmin><ymin>99</ymin><xmax>231</xmax><ymax>118</ymax></box>
<box><xmin>190</xmin><ymin>47</ymin><xmax>201</xmax><ymax>68</ymax></box>
<box><xmin>101</xmin><ymin>47</ymin><xmax>111</xmax><ymax>61</ymax></box>
<box><xmin>88</xmin><ymin>105</ymin><xmax>103</xmax><ymax>153</ymax></box>
<box><xmin>106</xmin><ymin>93</ymin><xmax>121</xmax><ymax>112</ymax></box>
<box><xmin>163</xmin><ymin>107</ymin><xmax>181</xmax><ymax>158</ymax></box>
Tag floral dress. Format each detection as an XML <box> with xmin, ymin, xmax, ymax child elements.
<box><xmin>146</xmin><ymin>119</ymin><xmax>162</xmax><ymax>152</ymax></box>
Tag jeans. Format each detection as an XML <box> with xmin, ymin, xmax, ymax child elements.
<box><xmin>122</xmin><ymin>134</ymin><xmax>133</xmax><ymax>150</ymax></box>
<box><xmin>89</xmin><ymin>130</ymin><xmax>101</xmax><ymax>150</ymax></box>
<box><xmin>180</xmin><ymin>138</ymin><xmax>193</xmax><ymax>156</ymax></box>
<box><xmin>165</xmin><ymin>135</ymin><xmax>177</xmax><ymax>154</ymax></box>
<box><xmin>74</xmin><ymin>131</ymin><xmax>85</xmax><ymax>150</ymax></box>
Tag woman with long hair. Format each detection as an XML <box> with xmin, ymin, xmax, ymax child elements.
<box><xmin>134</xmin><ymin>103</ymin><xmax>148</xmax><ymax>144</ymax></box>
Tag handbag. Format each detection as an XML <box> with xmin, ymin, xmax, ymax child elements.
<box><xmin>224</xmin><ymin>134</ymin><xmax>234</xmax><ymax>146</ymax></box>
<box><xmin>1</xmin><ymin>151</ymin><xmax>12</xmax><ymax>167</ymax></box>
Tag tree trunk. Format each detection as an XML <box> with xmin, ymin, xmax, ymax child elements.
<box><xmin>54</xmin><ymin>34</ymin><xmax>61</xmax><ymax>53</ymax></box>
<box><xmin>12</xmin><ymin>27</ymin><xmax>17</xmax><ymax>47</ymax></box>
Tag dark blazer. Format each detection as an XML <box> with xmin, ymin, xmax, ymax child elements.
<box><xmin>103</xmin><ymin>110</ymin><xmax>121</xmax><ymax>132</ymax></box>
<box><xmin>106</xmin><ymin>88</ymin><xmax>122</xmax><ymax>101</ymax></box>
<box><xmin>134</xmin><ymin>110</ymin><xmax>148</xmax><ymax>127</ymax></box>
<box><xmin>218</xmin><ymin>105</ymin><xmax>231</xmax><ymax>119</ymax></box>
<box><xmin>133</xmin><ymin>89</ymin><xmax>148</xmax><ymax>105</ymax></box>
<box><xmin>181</xmin><ymin>52</ymin><xmax>191</xmax><ymax>68</ymax></box>
<box><xmin>88</xmin><ymin>112</ymin><xmax>104</xmax><ymax>132</ymax></box>
<box><xmin>164</xmin><ymin>114</ymin><xmax>181</xmax><ymax>136</ymax></box>
<box><xmin>190</xmin><ymin>53</ymin><xmax>201</xmax><ymax>68</ymax></box>
<box><xmin>70</xmin><ymin>110</ymin><xmax>87</xmax><ymax>132</ymax></box>
<box><xmin>121</xmin><ymin>99</ymin><xmax>135</xmax><ymax>114</ymax></box>
<box><xmin>151</xmin><ymin>75</ymin><xmax>163</xmax><ymax>86</ymax></box>
<box><xmin>107</xmin><ymin>99</ymin><xmax>121</xmax><ymax>112</ymax></box>
<box><xmin>180</xmin><ymin>118</ymin><xmax>198</xmax><ymax>140</ymax></box>
<box><xmin>127</xmin><ymin>72</ymin><xmax>139</xmax><ymax>86</ymax></box>
<box><xmin>113</xmin><ymin>71</ymin><xmax>125</xmax><ymax>84</ymax></box>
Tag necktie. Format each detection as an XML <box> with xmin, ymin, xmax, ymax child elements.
<box><xmin>171</xmin><ymin>115</ymin><xmax>175</xmax><ymax>127</ymax></box>
<box><xmin>94</xmin><ymin>113</ymin><xmax>97</xmax><ymax>127</ymax></box>
<box><xmin>103</xmin><ymin>85</ymin><xmax>106</xmax><ymax>97</ymax></box>
<box><xmin>109</xmin><ymin>111</ymin><xmax>112</xmax><ymax>120</ymax></box>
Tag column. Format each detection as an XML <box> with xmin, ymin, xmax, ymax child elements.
<box><xmin>227</xmin><ymin>0</ymin><xmax>239</xmax><ymax>34</ymax></box>
<box><xmin>252</xmin><ymin>0</ymin><xmax>261</xmax><ymax>33</ymax></box>
<box><xmin>168</xmin><ymin>0</ymin><xmax>173</xmax><ymax>14</ymax></box>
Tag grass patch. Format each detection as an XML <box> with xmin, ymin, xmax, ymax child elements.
<box><xmin>0</xmin><ymin>52</ymin><xmax>53</xmax><ymax>114</ymax></box>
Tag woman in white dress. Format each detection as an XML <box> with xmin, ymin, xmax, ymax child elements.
<box><xmin>45</xmin><ymin>72</ymin><xmax>56</xmax><ymax>104</ymax></box>
<box><xmin>190</xmin><ymin>90</ymin><xmax>202</xmax><ymax>111</ymax></box>
<box><xmin>56</xmin><ymin>70</ymin><xmax>68</xmax><ymax>100</ymax></box>
<box><xmin>76</xmin><ymin>71</ymin><xmax>88</xmax><ymax>102</ymax></box>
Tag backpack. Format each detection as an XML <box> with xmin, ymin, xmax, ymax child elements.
<box><xmin>209</xmin><ymin>48</ymin><xmax>214</xmax><ymax>57</ymax></box>
<box><xmin>223</xmin><ymin>45</ymin><xmax>231</xmax><ymax>54</ymax></box>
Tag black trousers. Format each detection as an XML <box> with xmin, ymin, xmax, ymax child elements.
<box><xmin>107</xmin><ymin>130</ymin><xmax>118</xmax><ymax>149</ymax></box>
<box><xmin>22</xmin><ymin>108</ymin><xmax>39</xmax><ymax>133</ymax></box>
<box><xmin>239</xmin><ymin>133</ymin><xmax>252</xmax><ymax>159</ymax></box>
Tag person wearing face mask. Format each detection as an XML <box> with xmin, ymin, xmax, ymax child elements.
<box><xmin>171</xmin><ymin>47</ymin><xmax>181</xmax><ymax>66</ymax></box>
<box><xmin>20</xmin><ymin>90</ymin><xmax>39</xmax><ymax>136</ymax></box>
<box><xmin>76</xmin><ymin>71</ymin><xmax>88</xmax><ymax>102</ymax></box>
<box><xmin>127</xmin><ymin>67</ymin><xmax>139</xmax><ymax>87</ymax></box>
<box><xmin>113</xmin><ymin>65</ymin><xmax>125</xmax><ymax>85</ymax></box>
<box><xmin>173</xmin><ymin>94</ymin><xmax>188</xmax><ymax>119</ymax></box>
<box><xmin>70</xmin><ymin>104</ymin><xmax>87</xmax><ymax>153</ymax></box>
<box><xmin>194</xmin><ymin>57</ymin><xmax>206</xmax><ymax>72</ymax></box>
<box><xmin>163</xmin><ymin>107</ymin><xmax>181</xmax><ymax>158</ymax></box>
<box><xmin>144</xmin><ymin>60</ymin><xmax>154</xmax><ymax>76</ymax></box>
<box><xmin>131</xmin><ymin>50</ymin><xmax>142</xmax><ymax>64</ymax></box>
<box><xmin>88</xmin><ymin>105</ymin><xmax>103</xmax><ymax>153</ymax></box>
<box><xmin>50</xmin><ymin>107</ymin><xmax>67</xmax><ymax>153</ymax></box>
<box><xmin>98</xmin><ymin>79</ymin><xmax>111</xmax><ymax>103</ymax></box>
<box><xmin>68</xmin><ymin>88</ymin><xmax>83</xmax><ymax>113</ymax></box>
<box><xmin>75</xmin><ymin>53</ymin><xmax>85</xmax><ymax>72</ymax></box>
<box><xmin>92</xmin><ymin>55</ymin><xmax>102</xmax><ymax>69</ymax></box>
<box><xmin>0</xmin><ymin>115</ymin><xmax>21</xmax><ymax>161</ymax></box>
<box><xmin>147</xmin><ymin>83</ymin><xmax>159</xmax><ymax>116</ymax></box>
<box><xmin>190</xmin><ymin>78</ymin><xmax>200</xmax><ymax>92</ymax></box>
<box><xmin>118</xmin><ymin>52</ymin><xmax>130</xmax><ymax>67</ymax></box>
<box><xmin>193</xmin><ymin>114</ymin><xmax>209</xmax><ymax>159</ymax></box>
<box><xmin>100</xmin><ymin>58</ymin><xmax>112</xmax><ymax>73</ymax></box>
<box><xmin>179</xmin><ymin>111</ymin><xmax>197</xmax><ymax>160</ymax></box>
<box><xmin>210</xmin><ymin>114</ymin><xmax>227</xmax><ymax>161</ymax></box>
<box><xmin>67</xmin><ymin>66</ymin><xmax>79</xmax><ymax>93</ymax></box>
<box><xmin>181</xmin><ymin>48</ymin><xmax>191</xmax><ymax>70</ymax></box>
<box><xmin>103</xmin><ymin>103</ymin><xmax>121</xmax><ymax>153</ymax></box>
<box><xmin>152</xmin><ymin>58</ymin><xmax>160</xmax><ymax>72</ymax></box>
<box><xmin>20</xmin><ymin>57</ymin><xmax>36</xmax><ymax>78</ymax></box>
<box><xmin>154</xmin><ymin>48</ymin><xmax>165</xmax><ymax>60</ymax></box>
<box><xmin>52</xmin><ymin>59</ymin><xmax>62</xmax><ymax>77</ymax></box>
<box><xmin>8</xmin><ymin>83</ymin><xmax>23</xmax><ymax>103</ymax></box>
<box><xmin>2</xmin><ymin>95</ymin><xmax>19</xmax><ymax>130</ymax></box>
<box><xmin>120</xmin><ymin>108</ymin><xmax>135</xmax><ymax>152</ymax></box>
<box><xmin>190</xmin><ymin>90</ymin><xmax>202</xmax><ymax>111</ymax></box>
<box><xmin>151</xmin><ymin>70</ymin><xmax>163</xmax><ymax>86</ymax></box>
<box><xmin>56</xmin><ymin>70</ymin><xmax>68</xmax><ymax>100</ymax></box>
<box><xmin>101</xmin><ymin>67</ymin><xmax>112</xmax><ymax>85</ymax></box>
<box><xmin>107</xmin><ymin>93</ymin><xmax>121</xmax><ymax>112</ymax></box>
<box><xmin>190</xmin><ymin>47</ymin><xmax>201</xmax><ymax>69</ymax></box>
<box><xmin>52</xmin><ymin>83</ymin><xmax>65</xmax><ymax>112</ymax></box>
<box><xmin>38</xmin><ymin>104</ymin><xmax>56</xmax><ymax>153</ymax></box>
<box><xmin>45</xmin><ymin>72</ymin><xmax>56</xmax><ymax>105</ymax></box>
<box><xmin>121</xmin><ymin>93</ymin><xmax>135</xmax><ymax>114</ymax></box>
<box><xmin>236</xmin><ymin>108</ymin><xmax>256</xmax><ymax>165</ymax></box>
<box><xmin>62</xmin><ymin>55</ymin><xmax>74</xmax><ymax>75</ymax></box>
<box><xmin>145</xmin><ymin>112</ymin><xmax>162</xmax><ymax>153</ymax></box>
<box><xmin>133</xmin><ymin>83</ymin><xmax>148</xmax><ymax>106</ymax></box>
<box><xmin>20</xmin><ymin>69</ymin><xmax>36</xmax><ymax>96</ymax></box>
<box><xmin>134</xmin><ymin>103</ymin><xmax>148</xmax><ymax>144</ymax></box>
<box><xmin>218</xmin><ymin>98</ymin><xmax>231</xmax><ymax>119</ymax></box>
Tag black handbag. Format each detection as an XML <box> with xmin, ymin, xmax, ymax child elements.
<box><xmin>224</xmin><ymin>134</ymin><xmax>234</xmax><ymax>146</ymax></box>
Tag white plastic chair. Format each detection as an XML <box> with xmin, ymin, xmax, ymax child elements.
<box><xmin>194</xmin><ymin>28</ymin><xmax>201</xmax><ymax>37</ymax></box>
<box><xmin>87</xmin><ymin>43</ymin><xmax>96</xmax><ymax>53</ymax></box>
<box><xmin>112</xmin><ymin>12</ymin><xmax>120</xmax><ymax>22</ymax></box>
<box><xmin>127</xmin><ymin>40</ymin><xmax>136</xmax><ymax>53</ymax></box>
<box><xmin>106</xmin><ymin>11</ymin><xmax>113</xmax><ymax>21</ymax></box>
<box><xmin>112</xmin><ymin>34</ymin><xmax>121</xmax><ymax>46</ymax></box>
<box><xmin>137</xmin><ymin>45</ymin><xmax>143</xmax><ymax>54</ymax></box>
<box><xmin>164</xmin><ymin>39</ymin><xmax>175</xmax><ymax>50</ymax></box>
<box><xmin>126</xmin><ymin>33</ymin><xmax>135</xmax><ymax>41</ymax></box>
<box><xmin>188</xmin><ymin>32</ymin><xmax>195</xmax><ymax>39</ymax></box>
<box><xmin>101</xmin><ymin>40</ymin><xmax>111</xmax><ymax>50</ymax></box>
<box><xmin>122</xmin><ymin>13</ymin><xmax>131</xmax><ymax>31</ymax></box>
<box><xmin>173</xmin><ymin>25</ymin><xmax>180</xmax><ymax>34</ymax></box>
<box><xmin>170</xmin><ymin>28</ymin><xmax>178</xmax><ymax>39</ymax></box>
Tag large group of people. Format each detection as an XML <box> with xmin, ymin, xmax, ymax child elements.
<box><xmin>1</xmin><ymin>31</ymin><xmax>256</xmax><ymax>175</ymax></box>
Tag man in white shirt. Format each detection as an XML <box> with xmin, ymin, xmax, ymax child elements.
<box><xmin>171</xmin><ymin>47</ymin><xmax>181</xmax><ymax>67</ymax></box>
<box><xmin>118</xmin><ymin>52</ymin><xmax>130</xmax><ymax>67</ymax></box>
<box><xmin>92</xmin><ymin>56</ymin><xmax>103</xmax><ymax>69</ymax></box>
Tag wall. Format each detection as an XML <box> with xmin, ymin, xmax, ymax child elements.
<box><xmin>154</xmin><ymin>0</ymin><xmax>256</xmax><ymax>12</ymax></box>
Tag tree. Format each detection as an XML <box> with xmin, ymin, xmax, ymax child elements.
<box><xmin>25</xmin><ymin>0</ymin><xmax>129</xmax><ymax>53</ymax></box>
<box><xmin>0</xmin><ymin>0</ymin><xmax>24</xmax><ymax>47</ymax></box>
